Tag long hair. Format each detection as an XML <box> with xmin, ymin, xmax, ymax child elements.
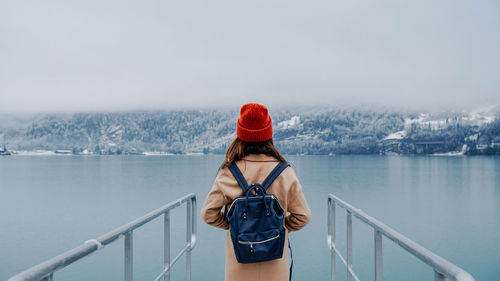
<box><xmin>219</xmin><ymin>137</ymin><xmax>287</xmax><ymax>170</ymax></box>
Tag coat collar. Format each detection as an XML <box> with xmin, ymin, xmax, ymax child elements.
<box><xmin>242</xmin><ymin>154</ymin><xmax>279</xmax><ymax>162</ymax></box>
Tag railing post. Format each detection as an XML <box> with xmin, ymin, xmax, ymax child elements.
<box><xmin>434</xmin><ymin>270</ymin><xmax>447</xmax><ymax>281</ymax></box>
<box><xmin>164</xmin><ymin>212</ymin><xmax>170</xmax><ymax>281</ymax></box>
<box><xmin>328</xmin><ymin>198</ymin><xmax>336</xmax><ymax>281</ymax></box>
<box><xmin>347</xmin><ymin>211</ymin><xmax>353</xmax><ymax>281</ymax></box>
<box><xmin>125</xmin><ymin>231</ymin><xmax>133</xmax><ymax>281</ymax></box>
<box><xmin>192</xmin><ymin>197</ymin><xmax>197</xmax><ymax>249</ymax></box>
<box><xmin>374</xmin><ymin>230</ymin><xmax>383</xmax><ymax>281</ymax></box>
<box><xmin>186</xmin><ymin>199</ymin><xmax>192</xmax><ymax>281</ymax></box>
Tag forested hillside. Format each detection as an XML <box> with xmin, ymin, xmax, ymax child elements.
<box><xmin>0</xmin><ymin>107</ymin><xmax>499</xmax><ymax>155</ymax></box>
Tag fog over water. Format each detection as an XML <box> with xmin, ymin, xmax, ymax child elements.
<box><xmin>1</xmin><ymin>0</ymin><xmax>500</xmax><ymax>113</ymax></box>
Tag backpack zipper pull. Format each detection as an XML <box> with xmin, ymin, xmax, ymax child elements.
<box><xmin>249</xmin><ymin>243</ymin><xmax>254</xmax><ymax>255</ymax></box>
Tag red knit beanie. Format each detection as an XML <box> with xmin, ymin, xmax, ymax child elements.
<box><xmin>237</xmin><ymin>103</ymin><xmax>273</xmax><ymax>142</ymax></box>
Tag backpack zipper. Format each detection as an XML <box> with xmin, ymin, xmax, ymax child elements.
<box><xmin>228</xmin><ymin>195</ymin><xmax>282</xmax><ymax>213</ymax></box>
<box><xmin>238</xmin><ymin>234</ymin><xmax>280</xmax><ymax>248</ymax></box>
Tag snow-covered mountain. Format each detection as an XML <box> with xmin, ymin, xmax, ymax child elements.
<box><xmin>0</xmin><ymin>107</ymin><xmax>499</xmax><ymax>155</ymax></box>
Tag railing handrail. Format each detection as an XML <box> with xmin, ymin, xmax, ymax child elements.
<box><xmin>8</xmin><ymin>193</ymin><xmax>196</xmax><ymax>281</ymax></box>
<box><xmin>327</xmin><ymin>193</ymin><xmax>475</xmax><ymax>281</ymax></box>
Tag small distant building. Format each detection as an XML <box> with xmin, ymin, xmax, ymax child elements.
<box><xmin>0</xmin><ymin>146</ymin><xmax>11</xmax><ymax>156</ymax></box>
<box><xmin>411</xmin><ymin>140</ymin><xmax>447</xmax><ymax>154</ymax></box>
<box><xmin>380</xmin><ymin>131</ymin><xmax>406</xmax><ymax>154</ymax></box>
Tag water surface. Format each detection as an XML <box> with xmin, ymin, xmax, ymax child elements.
<box><xmin>1</xmin><ymin>155</ymin><xmax>498</xmax><ymax>281</ymax></box>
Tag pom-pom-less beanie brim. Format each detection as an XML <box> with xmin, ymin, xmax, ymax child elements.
<box><xmin>236</xmin><ymin>103</ymin><xmax>273</xmax><ymax>142</ymax></box>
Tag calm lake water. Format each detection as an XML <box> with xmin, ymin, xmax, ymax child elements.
<box><xmin>1</xmin><ymin>155</ymin><xmax>499</xmax><ymax>281</ymax></box>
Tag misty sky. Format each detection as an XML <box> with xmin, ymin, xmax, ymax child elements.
<box><xmin>1</xmin><ymin>0</ymin><xmax>499</xmax><ymax>113</ymax></box>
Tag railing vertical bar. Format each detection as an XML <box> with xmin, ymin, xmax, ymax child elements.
<box><xmin>191</xmin><ymin>196</ymin><xmax>197</xmax><ymax>262</ymax></box>
<box><xmin>435</xmin><ymin>270</ymin><xmax>447</xmax><ymax>281</ymax></box>
<box><xmin>374</xmin><ymin>230</ymin><xmax>383</xmax><ymax>281</ymax></box>
<box><xmin>346</xmin><ymin>211</ymin><xmax>353</xmax><ymax>281</ymax></box>
<box><xmin>330</xmin><ymin>199</ymin><xmax>336</xmax><ymax>281</ymax></box>
<box><xmin>164</xmin><ymin>212</ymin><xmax>170</xmax><ymax>281</ymax></box>
<box><xmin>41</xmin><ymin>273</ymin><xmax>53</xmax><ymax>281</ymax></box>
<box><xmin>124</xmin><ymin>231</ymin><xmax>133</xmax><ymax>281</ymax></box>
<box><xmin>186</xmin><ymin>199</ymin><xmax>192</xmax><ymax>281</ymax></box>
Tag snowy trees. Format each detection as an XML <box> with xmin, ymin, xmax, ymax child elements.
<box><xmin>0</xmin><ymin>108</ymin><xmax>498</xmax><ymax>155</ymax></box>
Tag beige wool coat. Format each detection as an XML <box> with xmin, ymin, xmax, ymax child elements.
<box><xmin>201</xmin><ymin>154</ymin><xmax>311</xmax><ymax>281</ymax></box>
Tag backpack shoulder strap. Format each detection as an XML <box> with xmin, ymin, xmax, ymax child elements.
<box><xmin>262</xmin><ymin>162</ymin><xmax>290</xmax><ymax>191</ymax></box>
<box><xmin>228</xmin><ymin>163</ymin><xmax>249</xmax><ymax>192</ymax></box>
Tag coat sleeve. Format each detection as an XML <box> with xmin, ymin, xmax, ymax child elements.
<box><xmin>201</xmin><ymin>170</ymin><xmax>230</xmax><ymax>230</ymax></box>
<box><xmin>284</xmin><ymin>169</ymin><xmax>311</xmax><ymax>232</ymax></box>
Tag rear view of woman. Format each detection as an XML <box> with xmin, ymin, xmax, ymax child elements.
<box><xmin>201</xmin><ymin>103</ymin><xmax>311</xmax><ymax>281</ymax></box>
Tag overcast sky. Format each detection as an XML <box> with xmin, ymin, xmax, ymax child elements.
<box><xmin>1</xmin><ymin>0</ymin><xmax>499</xmax><ymax>113</ymax></box>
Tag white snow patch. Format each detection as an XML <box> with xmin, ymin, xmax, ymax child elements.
<box><xmin>16</xmin><ymin>150</ymin><xmax>56</xmax><ymax>156</ymax></box>
<box><xmin>278</xmin><ymin>116</ymin><xmax>301</xmax><ymax>130</ymax></box>
<box><xmin>462</xmin><ymin>111</ymin><xmax>495</xmax><ymax>126</ymax></box>
<box><xmin>142</xmin><ymin>151</ymin><xmax>175</xmax><ymax>156</ymax></box>
<box><xmin>404</xmin><ymin>108</ymin><xmax>496</xmax><ymax>131</ymax></box>
<box><xmin>465</xmin><ymin>134</ymin><xmax>479</xmax><ymax>142</ymax></box>
<box><xmin>384</xmin><ymin>130</ymin><xmax>406</xmax><ymax>140</ymax></box>
<box><xmin>78</xmin><ymin>149</ymin><xmax>92</xmax><ymax>155</ymax></box>
<box><xmin>432</xmin><ymin>145</ymin><xmax>467</xmax><ymax>156</ymax></box>
<box><xmin>404</xmin><ymin>114</ymin><xmax>448</xmax><ymax>130</ymax></box>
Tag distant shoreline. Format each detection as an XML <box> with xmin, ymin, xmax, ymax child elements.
<box><xmin>3</xmin><ymin>150</ymin><xmax>499</xmax><ymax>157</ymax></box>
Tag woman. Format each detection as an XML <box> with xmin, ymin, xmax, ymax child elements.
<box><xmin>201</xmin><ymin>103</ymin><xmax>311</xmax><ymax>281</ymax></box>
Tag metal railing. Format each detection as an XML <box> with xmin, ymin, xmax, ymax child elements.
<box><xmin>8</xmin><ymin>193</ymin><xmax>197</xmax><ymax>281</ymax></box>
<box><xmin>327</xmin><ymin>194</ymin><xmax>475</xmax><ymax>281</ymax></box>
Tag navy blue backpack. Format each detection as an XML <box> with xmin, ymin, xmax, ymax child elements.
<box><xmin>226</xmin><ymin>162</ymin><xmax>290</xmax><ymax>264</ymax></box>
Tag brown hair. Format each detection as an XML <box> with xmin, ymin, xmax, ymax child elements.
<box><xmin>219</xmin><ymin>137</ymin><xmax>287</xmax><ymax>170</ymax></box>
